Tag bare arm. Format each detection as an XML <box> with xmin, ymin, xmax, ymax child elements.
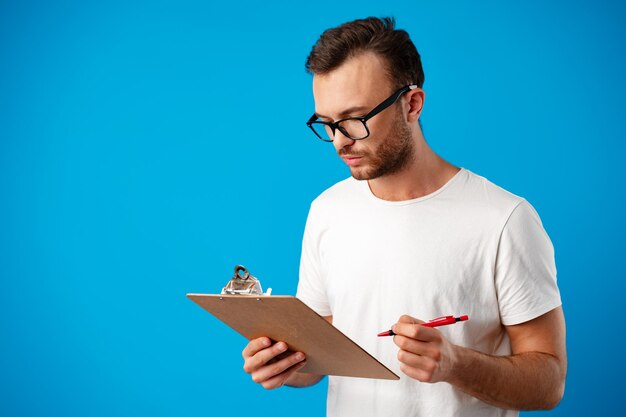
<box><xmin>393</xmin><ymin>307</ymin><xmax>567</xmax><ymax>410</ymax></box>
<box><xmin>283</xmin><ymin>364</ymin><xmax>325</xmax><ymax>388</ymax></box>
<box><xmin>242</xmin><ymin>316</ymin><xmax>332</xmax><ymax>389</ymax></box>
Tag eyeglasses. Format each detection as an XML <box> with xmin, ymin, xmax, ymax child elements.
<box><xmin>306</xmin><ymin>85</ymin><xmax>417</xmax><ymax>142</ymax></box>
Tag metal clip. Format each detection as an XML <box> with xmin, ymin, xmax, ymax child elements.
<box><xmin>221</xmin><ymin>265</ymin><xmax>268</xmax><ymax>295</ymax></box>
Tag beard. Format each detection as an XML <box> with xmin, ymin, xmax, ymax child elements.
<box><xmin>341</xmin><ymin>110</ymin><xmax>415</xmax><ymax>181</ymax></box>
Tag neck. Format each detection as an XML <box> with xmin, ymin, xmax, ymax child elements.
<box><xmin>367</xmin><ymin>132</ymin><xmax>460</xmax><ymax>201</ymax></box>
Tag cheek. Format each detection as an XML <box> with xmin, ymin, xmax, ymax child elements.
<box><xmin>366</xmin><ymin>118</ymin><xmax>394</xmax><ymax>147</ymax></box>
<box><xmin>361</xmin><ymin>136</ymin><xmax>384</xmax><ymax>157</ymax></box>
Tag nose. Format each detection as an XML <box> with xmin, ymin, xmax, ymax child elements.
<box><xmin>332</xmin><ymin>129</ymin><xmax>356</xmax><ymax>152</ymax></box>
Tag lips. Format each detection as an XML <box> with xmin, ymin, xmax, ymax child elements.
<box><xmin>341</xmin><ymin>155</ymin><xmax>364</xmax><ymax>167</ymax></box>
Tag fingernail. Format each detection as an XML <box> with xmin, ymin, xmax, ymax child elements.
<box><xmin>295</xmin><ymin>352</ymin><xmax>304</xmax><ymax>361</ymax></box>
<box><xmin>262</xmin><ymin>338</ymin><xmax>270</xmax><ymax>347</ymax></box>
<box><xmin>277</xmin><ymin>342</ymin><xmax>287</xmax><ymax>351</ymax></box>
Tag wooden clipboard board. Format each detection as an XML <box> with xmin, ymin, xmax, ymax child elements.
<box><xmin>187</xmin><ymin>294</ymin><xmax>399</xmax><ymax>380</ymax></box>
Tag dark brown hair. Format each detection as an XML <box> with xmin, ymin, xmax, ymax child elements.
<box><xmin>305</xmin><ymin>17</ymin><xmax>424</xmax><ymax>89</ymax></box>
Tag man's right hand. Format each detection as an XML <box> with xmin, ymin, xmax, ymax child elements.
<box><xmin>242</xmin><ymin>337</ymin><xmax>307</xmax><ymax>389</ymax></box>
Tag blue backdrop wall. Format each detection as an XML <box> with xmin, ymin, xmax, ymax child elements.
<box><xmin>1</xmin><ymin>0</ymin><xmax>624</xmax><ymax>415</ymax></box>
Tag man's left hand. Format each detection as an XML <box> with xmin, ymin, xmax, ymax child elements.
<box><xmin>392</xmin><ymin>314</ymin><xmax>459</xmax><ymax>383</ymax></box>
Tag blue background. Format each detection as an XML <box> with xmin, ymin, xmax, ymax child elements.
<box><xmin>1</xmin><ymin>0</ymin><xmax>624</xmax><ymax>415</ymax></box>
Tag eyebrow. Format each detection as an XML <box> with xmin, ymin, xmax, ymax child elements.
<box><xmin>315</xmin><ymin>105</ymin><xmax>370</xmax><ymax>120</ymax></box>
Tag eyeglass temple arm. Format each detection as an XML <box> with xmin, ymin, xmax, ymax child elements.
<box><xmin>306</xmin><ymin>84</ymin><xmax>417</xmax><ymax>126</ymax></box>
<box><xmin>363</xmin><ymin>85</ymin><xmax>418</xmax><ymax>120</ymax></box>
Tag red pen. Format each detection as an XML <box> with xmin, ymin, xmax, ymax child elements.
<box><xmin>377</xmin><ymin>315</ymin><xmax>469</xmax><ymax>337</ymax></box>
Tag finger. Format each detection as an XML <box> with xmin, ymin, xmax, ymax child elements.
<box><xmin>251</xmin><ymin>351</ymin><xmax>306</xmax><ymax>385</ymax></box>
<box><xmin>397</xmin><ymin>348</ymin><xmax>438</xmax><ymax>373</ymax></box>
<box><xmin>261</xmin><ymin>360</ymin><xmax>307</xmax><ymax>390</ymax></box>
<box><xmin>392</xmin><ymin>335</ymin><xmax>441</xmax><ymax>360</ymax></box>
<box><xmin>243</xmin><ymin>341</ymin><xmax>289</xmax><ymax>373</ymax></box>
<box><xmin>399</xmin><ymin>361</ymin><xmax>436</xmax><ymax>383</ymax></box>
<box><xmin>392</xmin><ymin>322</ymin><xmax>438</xmax><ymax>342</ymax></box>
<box><xmin>242</xmin><ymin>337</ymin><xmax>272</xmax><ymax>359</ymax></box>
<box><xmin>398</xmin><ymin>315</ymin><xmax>425</xmax><ymax>325</ymax></box>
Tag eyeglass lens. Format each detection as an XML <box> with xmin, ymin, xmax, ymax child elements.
<box><xmin>310</xmin><ymin>118</ymin><xmax>369</xmax><ymax>141</ymax></box>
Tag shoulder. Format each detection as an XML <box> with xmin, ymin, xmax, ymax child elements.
<box><xmin>455</xmin><ymin>169</ymin><xmax>527</xmax><ymax>218</ymax></box>
<box><xmin>310</xmin><ymin>176</ymin><xmax>362</xmax><ymax>209</ymax></box>
<box><xmin>460</xmin><ymin>169</ymin><xmax>523</xmax><ymax>205</ymax></box>
<box><xmin>303</xmin><ymin>177</ymin><xmax>362</xmax><ymax>231</ymax></box>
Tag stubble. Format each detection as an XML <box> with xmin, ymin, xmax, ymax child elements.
<box><xmin>350</xmin><ymin>109</ymin><xmax>414</xmax><ymax>181</ymax></box>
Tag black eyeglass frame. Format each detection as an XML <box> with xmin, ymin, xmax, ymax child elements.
<box><xmin>306</xmin><ymin>84</ymin><xmax>418</xmax><ymax>142</ymax></box>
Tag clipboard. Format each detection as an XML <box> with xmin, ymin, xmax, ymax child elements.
<box><xmin>187</xmin><ymin>293</ymin><xmax>399</xmax><ymax>380</ymax></box>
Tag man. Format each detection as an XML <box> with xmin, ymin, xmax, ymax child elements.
<box><xmin>242</xmin><ymin>17</ymin><xmax>566</xmax><ymax>416</ymax></box>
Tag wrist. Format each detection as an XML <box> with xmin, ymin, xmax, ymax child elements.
<box><xmin>284</xmin><ymin>371</ymin><xmax>323</xmax><ymax>388</ymax></box>
<box><xmin>443</xmin><ymin>343</ymin><xmax>468</xmax><ymax>385</ymax></box>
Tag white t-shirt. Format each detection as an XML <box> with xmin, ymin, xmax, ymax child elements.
<box><xmin>296</xmin><ymin>168</ymin><xmax>561</xmax><ymax>417</ymax></box>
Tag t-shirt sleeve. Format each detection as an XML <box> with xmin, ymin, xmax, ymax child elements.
<box><xmin>495</xmin><ymin>200</ymin><xmax>561</xmax><ymax>326</ymax></box>
<box><xmin>296</xmin><ymin>204</ymin><xmax>332</xmax><ymax>317</ymax></box>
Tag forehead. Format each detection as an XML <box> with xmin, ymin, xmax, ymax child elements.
<box><xmin>312</xmin><ymin>52</ymin><xmax>393</xmax><ymax>117</ymax></box>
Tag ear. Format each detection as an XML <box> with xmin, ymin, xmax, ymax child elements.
<box><xmin>405</xmin><ymin>88</ymin><xmax>425</xmax><ymax>124</ymax></box>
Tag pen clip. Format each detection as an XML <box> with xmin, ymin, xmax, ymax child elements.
<box><xmin>428</xmin><ymin>316</ymin><xmax>454</xmax><ymax>324</ymax></box>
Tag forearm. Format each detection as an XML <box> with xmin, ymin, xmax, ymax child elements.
<box><xmin>284</xmin><ymin>371</ymin><xmax>324</xmax><ymax>388</ymax></box>
<box><xmin>448</xmin><ymin>346</ymin><xmax>566</xmax><ymax>410</ymax></box>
